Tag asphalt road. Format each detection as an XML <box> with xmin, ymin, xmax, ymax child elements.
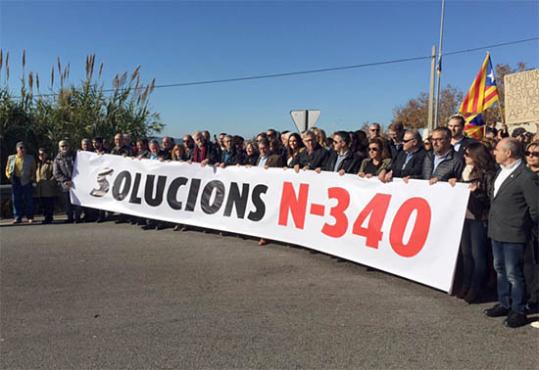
<box><xmin>1</xmin><ymin>220</ymin><xmax>538</xmax><ymax>369</ymax></box>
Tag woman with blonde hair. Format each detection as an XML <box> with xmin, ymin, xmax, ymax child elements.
<box><xmin>311</xmin><ymin>127</ymin><xmax>329</xmax><ymax>149</ymax></box>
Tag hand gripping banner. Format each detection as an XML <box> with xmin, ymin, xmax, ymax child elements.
<box><xmin>72</xmin><ymin>152</ymin><xmax>470</xmax><ymax>292</ymax></box>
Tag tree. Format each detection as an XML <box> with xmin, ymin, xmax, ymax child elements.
<box><xmin>392</xmin><ymin>85</ymin><xmax>462</xmax><ymax>129</ymax></box>
<box><xmin>0</xmin><ymin>51</ymin><xmax>165</xmax><ymax>184</ymax></box>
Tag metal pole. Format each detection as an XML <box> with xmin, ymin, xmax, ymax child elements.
<box><xmin>434</xmin><ymin>0</ymin><xmax>446</xmax><ymax>128</ymax></box>
<box><xmin>427</xmin><ymin>45</ymin><xmax>436</xmax><ymax>131</ymax></box>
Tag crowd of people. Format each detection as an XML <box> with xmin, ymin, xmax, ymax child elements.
<box><xmin>4</xmin><ymin>115</ymin><xmax>539</xmax><ymax>328</ymax></box>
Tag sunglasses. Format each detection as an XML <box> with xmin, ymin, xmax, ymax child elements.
<box><xmin>525</xmin><ymin>151</ymin><xmax>539</xmax><ymax>158</ymax></box>
<box><xmin>368</xmin><ymin>147</ymin><xmax>379</xmax><ymax>152</ymax></box>
<box><xmin>402</xmin><ymin>138</ymin><xmax>414</xmax><ymax>143</ymax></box>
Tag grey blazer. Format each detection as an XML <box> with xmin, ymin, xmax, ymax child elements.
<box><xmin>488</xmin><ymin>163</ymin><xmax>539</xmax><ymax>244</ymax></box>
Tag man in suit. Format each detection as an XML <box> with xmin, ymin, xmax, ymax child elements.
<box><xmin>380</xmin><ymin>129</ymin><xmax>426</xmax><ymax>182</ymax></box>
<box><xmin>484</xmin><ymin>138</ymin><xmax>538</xmax><ymax>328</ymax></box>
<box><xmin>255</xmin><ymin>138</ymin><xmax>283</xmax><ymax>168</ymax></box>
<box><xmin>5</xmin><ymin>141</ymin><xmax>36</xmax><ymax>224</ymax></box>
<box><xmin>292</xmin><ymin>130</ymin><xmax>328</xmax><ymax>170</ymax></box>
<box><xmin>448</xmin><ymin>114</ymin><xmax>475</xmax><ymax>156</ymax></box>
<box><xmin>421</xmin><ymin>127</ymin><xmax>464</xmax><ymax>183</ymax></box>
<box><xmin>319</xmin><ymin>131</ymin><xmax>361</xmax><ymax>174</ymax></box>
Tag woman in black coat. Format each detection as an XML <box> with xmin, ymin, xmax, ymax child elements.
<box><xmin>456</xmin><ymin>142</ymin><xmax>497</xmax><ymax>303</ymax></box>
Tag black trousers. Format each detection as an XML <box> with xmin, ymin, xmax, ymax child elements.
<box><xmin>39</xmin><ymin>197</ymin><xmax>55</xmax><ymax>222</ymax></box>
<box><xmin>63</xmin><ymin>192</ymin><xmax>81</xmax><ymax>221</ymax></box>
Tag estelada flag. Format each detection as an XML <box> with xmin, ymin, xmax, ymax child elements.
<box><xmin>463</xmin><ymin>113</ymin><xmax>485</xmax><ymax>140</ymax></box>
<box><xmin>459</xmin><ymin>53</ymin><xmax>499</xmax><ymax>114</ymax></box>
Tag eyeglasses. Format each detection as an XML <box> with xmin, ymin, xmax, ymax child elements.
<box><xmin>402</xmin><ymin>138</ymin><xmax>414</xmax><ymax>143</ymax></box>
<box><xmin>525</xmin><ymin>151</ymin><xmax>539</xmax><ymax>158</ymax></box>
<box><xmin>368</xmin><ymin>147</ymin><xmax>379</xmax><ymax>152</ymax></box>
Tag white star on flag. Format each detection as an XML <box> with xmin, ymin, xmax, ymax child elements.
<box><xmin>487</xmin><ymin>70</ymin><xmax>495</xmax><ymax>84</ymax></box>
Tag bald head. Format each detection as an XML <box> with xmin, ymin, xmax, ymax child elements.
<box><xmin>495</xmin><ymin>138</ymin><xmax>523</xmax><ymax>166</ymax></box>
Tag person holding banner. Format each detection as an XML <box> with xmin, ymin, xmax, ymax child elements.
<box><xmin>319</xmin><ymin>131</ymin><xmax>361</xmax><ymax>175</ymax></box>
<box><xmin>358</xmin><ymin>138</ymin><xmax>392</xmax><ymax>177</ymax></box>
<box><xmin>422</xmin><ymin>127</ymin><xmax>464</xmax><ymax>183</ymax></box>
<box><xmin>484</xmin><ymin>138</ymin><xmax>539</xmax><ymax>328</ymax></box>
<box><xmin>380</xmin><ymin>129</ymin><xmax>426</xmax><ymax>182</ymax></box>
<box><xmin>285</xmin><ymin>133</ymin><xmax>304</xmax><ymax>168</ymax></box>
<box><xmin>292</xmin><ymin>131</ymin><xmax>328</xmax><ymax>171</ymax></box>
<box><xmin>53</xmin><ymin>140</ymin><xmax>81</xmax><ymax>224</ymax></box>
<box><xmin>215</xmin><ymin>135</ymin><xmax>244</xmax><ymax>168</ymax></box>
<box><xmin>191</xmin><ymin>131</ymin><xmax>218</xmax><ymax>165</ymax></box>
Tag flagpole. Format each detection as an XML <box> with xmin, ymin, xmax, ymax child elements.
<box><xmin>434</xmin><ymin>0</ymin><xmax>446</xmax><ymax>128</ymax></box>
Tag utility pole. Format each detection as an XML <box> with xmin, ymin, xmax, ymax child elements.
<box><xmin>427</xmin><ymin>45</ymin><xmax>436</xmax><ymax>131</ymax></box>
<box><xmin>434</xmin><ymin>0</ymin><xmax>446</xmax><ymax>128</ymax></box>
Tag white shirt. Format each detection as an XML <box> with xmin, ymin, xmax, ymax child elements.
<box><xmin>452</xmin><ymin>137</ymin><xmax>464</xmax><ymax>153</ymax></box>
<box><xmin>258</xmin><ymin>155</ymin><xmax>268</xmax><ymax>167</ymax></box>
<box><xmin>493</xmin><ymin>159</ymin><xmax>522</xmax><ymax>198</ymax></box>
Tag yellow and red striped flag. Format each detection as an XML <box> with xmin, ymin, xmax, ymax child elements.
<box><xmin>459</xmin><ymin>53</ymin><xmax>499</xmax><ymax>114</ymax></box>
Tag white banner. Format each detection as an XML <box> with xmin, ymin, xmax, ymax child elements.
<box><xmin>72</xmin><ymin>152</ymin><xmax>470</xmax><ymax>292</ymax></box>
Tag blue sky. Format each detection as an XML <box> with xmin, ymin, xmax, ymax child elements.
<box><xmin>1</xmin><ymin>1</ymin><xmax>538</xmax><ymax>138</ymax></box>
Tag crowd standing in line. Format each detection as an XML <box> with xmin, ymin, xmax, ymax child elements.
<box><xmin>5</xmin><ymin>116</ymin><xmax>539</xmax><ymax>328</ymax></box>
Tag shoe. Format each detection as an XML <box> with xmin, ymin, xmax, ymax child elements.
<box><xmin>64</xmin><ymin>219</ymin><xmax>74</xmax><ymax>224</ymax></box>
<box><xmin>180</xmin><ymin>226</ymin><xmax>189</xmax><ymax>232</ymax></box>
<box><xmin>155</xmin><ymin>224</ymin><xmax>166</xmax><ymax>230</ymax></box>
<box><xmin>115</xmin><ymin>219</ymin><xmax>127</xmax><ymax>224</ymax></box>
<box><xmin>27</xmin><ymin>219</ymin><xmax>34</xmax><ymax>224</ymax></box>
<box><xmin>174</xmin><ymin>225</ymin><xmax>181</xmax><ymax>231</ymax></box>
<box><xmin>96</xmin><ymin>218</ymin><xmax>106</xmax><ymax>223</ymax></box>
<box><xmin>42</xmin><ymin>219</ymin><xmax>52</xmax><ymax>225</ymax></box>
<box><xmin>504</xmin><ymin>312</ymin><xmax>528</xmax><ymax>328</ymax></box>
<box><xmin>141</xmin><ymin>224</ymin><xmax>154</xmax><ymax>230</ymax></box>
<box><xmin>258</xmin><ymin>238</ymin><xmax>268</xmax><ymax>246</ymax></box>
<box><xmin>12</xmin><ymin>219</ymin><xmax>22</xmax><ymax>224</ymax></box>
<box><xmin>484</xmin><ymin>304</ymin><xmax>510</xmax><ymax>317</ymax></box>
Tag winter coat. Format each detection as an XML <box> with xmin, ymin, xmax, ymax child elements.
<box><xmin>35</xmin><ymin>160</ymin><xmax>58</xmax><ymax>198</ymax></box>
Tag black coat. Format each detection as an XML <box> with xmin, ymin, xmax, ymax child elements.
<box><xmin>244</xmin><ymin>153</ymin><xmax>259</xmax><ymax>166</ymax></box>
<box><xmin>422</xmin><ymin>149</ymin><xmax>464</xmax><ymax>181</ymax></box>
<box><xmin>110</xmin><ymin>145</ymin><xmax>133</xmax><ymax>157</ymax></box>
<box><xmin>488</xmin><ymin>163</ymin><xmax>539</xmax><ymax>243</ymax></box>
<box><xmin>391</xmin><ymin>148</ymin><xmax>427</xmax><ymax>179</ymax></box>
<box><xmin>291</xmin><ymin>145</ymin><xmax>328</xmax><ymax>170</ymax></box>
<box><xmin>219</xmin><ymin>148</ymin><xmax>245</xmax><ymax>167</ymax></box>
<box><xmin>191</xmin><ymin>143</ymin><xmax>219</xmax><ymax>165</ymax></box>
<box><xmin>322</xmin><ymin>150</ymin><xmax>362</xmax><ymax>174</ymax></box>
<box><xmin>465</xmin><ymin>169</ymin><xmax>496</xmax><ymax>221</ymax></box>
<box><xmin>453</xmin><ymin>136</ymin><xmax>476</xmax><ymax>156</ymax></box>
